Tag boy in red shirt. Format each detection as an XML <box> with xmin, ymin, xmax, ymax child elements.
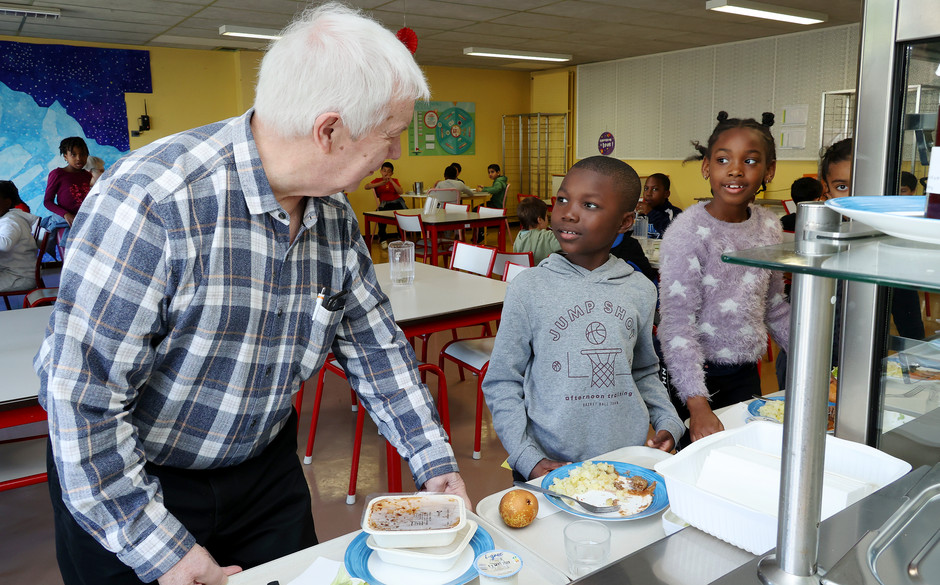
<box><xmin>364</xmin><ymin>161</ymin><xmax>404</xmax><ymax>249</ymax></box>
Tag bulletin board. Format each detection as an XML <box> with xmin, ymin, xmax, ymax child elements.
<box><xmin>408</xmin><ymin>101</ymin><xmax>476</xmax><ymax>156</ymax></box>
<box><xmin>576</xmin><ymin>24</ymin><xmax>860</xmax><ymax>161</ymax></box>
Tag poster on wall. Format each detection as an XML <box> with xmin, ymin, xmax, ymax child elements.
<box><xmin>0</xmin><ymin>41</ymin><xmax>151</xmax><ymax>213</ymax></box>
<box><xmin>408</xmin><ymin>101</ymin><xmax>475</xmax><ymax>156</ymax></box>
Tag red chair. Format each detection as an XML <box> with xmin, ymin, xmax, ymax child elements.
<box><xmin>1</xmin><ymin>230</ymin><xmax>51</xmax><ymax>310</ymax></box>
<box><xmin>394</xmin><ymin>211</ymin><xmax>454</xmax><ymax>265</ymax></box>
<box><xmin>438</xmin><ymin>264</ymin><xmax>524</xmax><ymax>459</ymax></box>
<box><xmin>491</xmin><ymin>251</ymin><xmax>534</xmax><ymax>278</ymax></box>
<box><xmin>24</xmin><ymin>287</ymin><xmax>58</xmax><ymax>308</ymax></box>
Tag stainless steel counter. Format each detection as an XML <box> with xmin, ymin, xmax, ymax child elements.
<box><xmin>572</xmin><ymin>465</ymin><xmax>934</xmax><ymax>585</ymax></box>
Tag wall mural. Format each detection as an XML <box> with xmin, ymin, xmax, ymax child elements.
<box><xmin>0</xmin><ymin>40</ymin><xmax>151</xmax><ymax>215</ymax></box>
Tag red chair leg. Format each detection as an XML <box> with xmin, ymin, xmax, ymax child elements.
<box><xmin>765</xmin><ymin>335</ymin><xmax>773</xmax><ymax>362</ymax></box>
<box><xmin>386</xmin><ymin>442</ymin><xmax>402</xmax><ymax>493</ymax></box>
<box><xmin>302</xmin><ymin>367</ymin><xmax>329</xmax><ymax>464</ymax></box>
<box><xmin>418</xmin><ymin>363</ymin><xmax>450</xmax><ymax>438</ymax></box>
<box><xmin>346</xmin><ymin>401</ymin><xmax>367</xmax><ymax>505</ymax></box>
<box><xmin>473</xmin><ymin>364</ymin><xmax>488</xmax><ymax>460</ymax></box>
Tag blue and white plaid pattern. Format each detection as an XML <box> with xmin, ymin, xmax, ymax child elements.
<box><xmin>35</xmin><ymin>111</ymin><xmax>456</xmax><ymax>581</ymax></box>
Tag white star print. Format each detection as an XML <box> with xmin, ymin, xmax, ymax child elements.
<box><xmin>688</xmin><ymin>257</ymin><xmax>701</xmax><ymax>271</ymax></box>
<box><xmin>719</xmin><ymin>298</ymin><xmax>739</xmax><ymax>312</ymax></box>
<box><xmin>696</xmin><ymin>225</ymin><xmax>711</xmax><ymax>238</ymax></box>
<box><xmin>702</xmin><ymin>274</ymin><xmax>719</xmax><ymax>287</ymax></box>
<box><xmin>669</xmin><ymin>336</ymin><xmax>690</xmax><ymax>349</ymax></box>
<box><xmin>742</xmin><ymin>272</ymin><xmax>757</xmax><ymax>285</ymax></box>
<box><xmin>739</xmin><ymin>324</ymin><xmax>755</xmax><ymax>336</ymax></box>
<box><xmin>668</xmin><ymin>280</ymin><xmax>687</xmax><ymax>298</ymax></box>
<box><xmin>717</xmin><ymin>348</ymin><xmax>734</xmax><ymax>359</ymax></box>
<box><xmin>770</xmin><ymin>293</ymin><xmax>784</xmax><ymax>306</ymax></box>
<box><xmin>700</xmin><ymin>323</ymin><xmax>716</xmax><ymax>336</ymax></box>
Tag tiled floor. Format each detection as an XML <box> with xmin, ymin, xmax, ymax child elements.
<box><xmin>0</xmin><ymin>234</ymin><xmax>794</xmax><ymax>585</ymax></box>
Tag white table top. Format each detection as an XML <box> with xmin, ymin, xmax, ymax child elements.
<box><xmin>366</xmin><ymin>208</ymin><xmax>499</xmax><ymax>224</ymax></box>
<box><xmin>228</xmin><ymin>511</ymin><xmax>569</xmax><ymax>585</ymax></box>
<box><xmin>475</xmin><ymin>446</ymin><xmax>673</xmax><ymax>581</ymax></box>
<box><xmin>375</xmin><ymin>263</ymin><xmax>507</xmax><ymax>326</ymax></box>
<box><xmin>0</xmin><ymin>306</ymin><xmax>52</xmax><ymax>405</ymax></box>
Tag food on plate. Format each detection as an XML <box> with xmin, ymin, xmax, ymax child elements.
<box><xmin>498</xmin><ymin>489</ymin><xmax>539</xmax><ymax>528</ymax></box>
<box><xmin>757</xmin><ymin>399</ymin><xmax>785</xmax><ymax>422</ymax></box>
<box><xmin>365</xmin><ymin>495</ymin><xmax>462</xmax><ymax>531</ymax></box>
<box><xmin>758</xmin><ymin>399</ymin><xmax>835</xmax><ymax>431</ymax></box>
<box><xmin>549</xmin><ymin>461</ymin><xmax>655</xmax><ymax>516</ymax></box>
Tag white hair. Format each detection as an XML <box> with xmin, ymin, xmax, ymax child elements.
<box><xmin>253</xmin><ymin>2</ymin><xmax>429</xmax><ymax>140</ymax></box>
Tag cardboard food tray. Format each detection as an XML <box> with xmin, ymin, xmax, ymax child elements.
<box><xmin>653</xmin><ymin>422</ymin><xmax>911</xmax><ymax>555</ymax></box>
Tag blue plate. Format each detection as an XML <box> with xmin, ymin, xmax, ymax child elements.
<box><xmin>825</xmin><ymin>196</ymin><xmax>940</xmax><ymax>245</ymax></box>
<box><xmin>344</xmin><ymin>524</ymin><xmax>494</xmax><ymax>585</ymax></box>
<box><xmin>540</xmin><ymin>460</ymin><xmax>668</xmax><ymax>521</ymax></box>
<box><xmin>748</xmin><ymin>396</ymin><xmax>784</xmax><ymax>418</ymax></box>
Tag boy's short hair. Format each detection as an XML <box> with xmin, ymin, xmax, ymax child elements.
<box><xmin>647</xmin><ymin>172</ymin><xmax>671</xmax><ymax>192</ymax></box>
<box><xmin>381</xmin><ymin>161</ymin><xmax>394</xmax><ymax>172</ymax></box>
<box><xmin>0</xmin><ymin>180</ymin><xmax>19</xmax><ymax>202</ymax></box>
<box><xmin>517</xmin><ymin>197</ymin><xmax>548</xmax><ymax>229</ymax></box>
<box><xmin>488</xmin><ymin>163</ymin><xmax>500</xmax><ymax>173</ymax></box>
<box><xmin>900</xmin><ymin>171</ymin><xmax>917</xmax><ymax>193</ymax></box>
<box><xmin>790</xmin><ymin>177</ymin><xmax>822</xmax><ymax>203</ymax></box>
<box><xmin>569</xmin><ymin>156</ymin><xmax>641</xmax><ymax>213</ymax></box>
<box><xmin>444</xmin><ymin>165</ymin><xmax>458</xmax><ymax>180</ymax></box>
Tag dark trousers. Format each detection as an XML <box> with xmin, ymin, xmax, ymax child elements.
<box><xmin>47</xmin><ymin>409</ymin><xmax>317</xmax><ymax>584</ymax></box>
<box><xmin>673</xmin><ymin>362</ymin><xmax>761</xmax><ymax>450</ymax></box>
<box><xmin>378</xmin><ymin>198</ymin><xmax>407</xmax><ymax>240</ymax></box>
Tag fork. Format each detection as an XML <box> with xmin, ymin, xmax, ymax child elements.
<box><xmin>513</xmin><ymin>481</ymin><xmax>621</xmax><ymax>514</ymax></box>
<box><xmin>901</xmin><ymin>383</ymin><xmax>930</xmax><ymax>398</ymax></box>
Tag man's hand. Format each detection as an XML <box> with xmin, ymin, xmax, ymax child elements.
<box><xmin>646</xmin><ymin>429</ymin><xmax>676</xmax><ymax>452</ymax></box>
<box><xmin>528</xmin><ymin>458</ymin><xmax>568</xmax><ymax>480</ymax></box>
<box><xmin>423</xmin><ymin>472</ymin><xmax>472</xmax><ymax>511</ymax></box>
<box><xmin>157</xmin><ymin>544</ymin><xmax>241</xmax><ymax>585</ymax></box>
<box><xmin>687</xmin><ymin>396</ymin><xmax>723</xmax><ymax>442</ymax></box>
<box><xmin>64</xmin><ymin>212</ymin><xmax>76</xmax><ymax>226</ymax></box>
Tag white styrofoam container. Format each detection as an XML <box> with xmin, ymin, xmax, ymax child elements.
<box><xmin>366</xmin><ymin>519</ymin><xmax>477</xmax><ymax>571</ymax></box>
<box><xmin>653</xmin><ymin>421</ymin><xmax>911</xmax><ymax>555</ymax></box>
<box><xmin>361</xmin><ymin>493</ymin><xmax>467</xmax><ymax>549</ymax></box>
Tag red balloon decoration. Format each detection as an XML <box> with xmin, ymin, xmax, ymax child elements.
<box><xmin>396</xmin><ymin>27</ymin><xmax>418</xmax><ymax>54</ymax></box>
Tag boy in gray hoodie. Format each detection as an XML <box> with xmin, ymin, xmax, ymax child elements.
<box><xmin>482</xmin><ymin>156</ymin><xmax>684</xmax><ymax>481</ymax></box>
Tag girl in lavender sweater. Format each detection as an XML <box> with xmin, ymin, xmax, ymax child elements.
<box><xmin>658</xmin><ymin>112</ymin><xmax>790</xmax><ymax>443</ymax></box>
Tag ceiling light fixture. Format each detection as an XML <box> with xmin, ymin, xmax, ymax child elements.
<box><xmin>0</xmin><ymin>3</ymin><xmax>60</xmax><ymax>19</ymax></box>
<box><xmin>463</xmin><ymin>47</ymin><xmax>571</xmax><ymax>63</ymax></box>
<box><xmin>705</xmin><ymin>0</ymin><xmax>827</xmax><ymax>25</ymax></box>
<box><xmin>218</xmin><ymin>25</ymin><xmax>282</xmax><ymax>41</ymax></box>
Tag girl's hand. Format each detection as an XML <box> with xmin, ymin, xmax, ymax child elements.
<box><xmin>686</xmin><ymin>396</ymin><xmax>724</xmax><ymax>442</ymax></box>
<box><xmin>528</xmin><ymin>458</ymin><xmax>569</xmax><ymax>479</ymax></box>
<box><xmin>646</xmin><ymin>429</ymin><xmax>676</xmax><ymax>452</ymax></box>
<box><xmin>64</xmin><ymin>212</ymin><xmax>75</xmax><ymax>226</ymax></box>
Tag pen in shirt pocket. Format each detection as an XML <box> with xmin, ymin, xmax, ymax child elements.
<box><xmin>317</xmin><ymin>287</ymin><xmax>350</xmax><ymax>312</ymax></box>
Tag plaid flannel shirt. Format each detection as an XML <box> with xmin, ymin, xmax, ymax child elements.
<box><xmin>35</xmin><ymin>110</ymin><xmax>456</xmax><ymax>581</ymax></box>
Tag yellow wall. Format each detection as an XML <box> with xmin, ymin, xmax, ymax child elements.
<box><xmin>346</xmin><ymin>66</ymin><xmax>531</xmax><ymax>227</ymax></box>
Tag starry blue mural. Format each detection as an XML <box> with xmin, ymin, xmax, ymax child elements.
<box><xmin>0</xmin><ymin>41</ymin><xmax>151</xmax><ymax>214</ymax></box>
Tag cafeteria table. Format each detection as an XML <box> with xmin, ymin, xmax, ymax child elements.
<box><xmin>405</xmin><ymin>190</ymin><xmax>490</xmax><ymax>209</ymax></box>
<box><xmin>364</xmin><ymin>209</ymin><xmax>508</xmax><ymax>265</ymax></box>
<box><xmin>0</xmin><ymin>305</ymin><xmax>52</xmax><ymax>428</ymax></box>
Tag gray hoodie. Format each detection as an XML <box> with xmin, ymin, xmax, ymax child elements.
<box><xmin>483</xmin><ymin>254</ymin><xmax>685</xmax><ymax>479</ymax></box>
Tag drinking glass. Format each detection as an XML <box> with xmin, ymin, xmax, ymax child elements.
<box><xmin>563</xmin><ymin>520</ymin><xmax>611</xmax><ymax>577</ymax></box>
<box><xmin>633</xmin><ymin>215</ymin><xmax>649</xmax><ymax>241</ymax></box>
<box><xmin>388</xmin><ymin>241</ymin><xmax>415</xmax><ymax>286</ymax></box>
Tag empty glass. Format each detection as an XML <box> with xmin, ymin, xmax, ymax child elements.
<box><xmin>633</xmin><ymin>215</ymin><xmax>649</xmax><ymax>241</ymax></box>
<box><xmin>388</xmin><ymin>241</ymin><xmax>415</xmax><ymax>286</ymax></box>
<box><xmin>563</xmin><ymin>520</ymin><xmax>611</xmax><ymax>577</ymax></box>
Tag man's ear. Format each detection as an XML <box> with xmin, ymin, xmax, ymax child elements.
<box><xmin>312</xmin><ymin>112</ymin><xmax>342</xmax><ymax>153</ymax></box>
<box><xmin>618</xmin><ymin>211</ymin><xmax>636</xmax><ymax>234</ymax></box>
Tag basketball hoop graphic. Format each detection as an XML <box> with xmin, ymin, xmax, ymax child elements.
<box><xmin>580</xmin><ymin>348</ymin><xmax>622</xmax><ymax>387</ymax></box>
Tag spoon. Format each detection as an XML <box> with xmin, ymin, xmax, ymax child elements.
<box><xmin>512</xmin><ymin>481</ymin><xmax>622</xmax><ymax>514</ymax></box>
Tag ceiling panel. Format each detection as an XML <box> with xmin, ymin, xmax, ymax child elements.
<box><xmin>0</xmin><ymin>0</ymin><xmax>863</xmax><ymax>70</ymax></box>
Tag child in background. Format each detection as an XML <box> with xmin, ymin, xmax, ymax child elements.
<box><xmin>44</xmin><ymin>136</ymin><xmax>92</xmax><ymax>250</ymax></box>
<box><xmin>85</xmin><ymin>156</ymin><xmax>106</xmax><ymax>187</ymax></box>
<box><xmin>819</xmin><ymin>138</ymin><xmax>852</xmax><ymax>199</ymax></box>
<box><xmin>658</xmin><ymin>112</ymin><xmax>790</xmax><ymax>443</ymax></box>
<box><xmin>1</xmin><ymin>179</ymin><xmax>31</xmax><ymax>213</ymax></box>
<box><xmin>483</xmin><ymin>156</ymin><xmax>685</xmax><ymax>481</ymax></box>
<box><xmin>513</xmin><ymin>196</ymin><xmax>561</xmax><ymax>264</ymax></box>
<box><xmin>0</xmin><ymin>181</ymin><xmax>39</xmax><ymax>293</ymax></box>
<box><xmin>434</xmin><ymin>164</ymin><xmax>475</xmax><ymax>196</ymax></box>
<box><xmin>450</xmin><ymin>161</ymin><xmax>464</xmax><ymax>183</ymax></box>
<box><xmin>780</xmin><ymin>176</ymin><xmax>823</xmax><ymax>232</ymax></box>
<box><xmin>364</xmin><ymin>161</ymin><xmax>405</xmax><ymax>249</ymax></box>
<box><xmin>637</xmin><ymin>173</ymin><xmax>682</xmax><ymax>238</ymax></box>
<box><xmin>477</xmin><ymin>163</ymin><xmax>507</xmax><ymax>208</ymax></box>
<box><xmin>899</xmin><ymin>171</ymin><xmax>918</xmax><ymax>195</ymax></box>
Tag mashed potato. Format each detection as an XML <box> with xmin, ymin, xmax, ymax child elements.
<box><xmin>549</xmin><ymin>462</ymin><xmax>655</xmax><ymax>516</ymax></box>
<box><xmin>757</xmin><ymin>399</ymin><xmax>785</xmax><ymax>422</ymax></box>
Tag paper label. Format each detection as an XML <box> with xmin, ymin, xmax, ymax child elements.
<box><xmin>927</xmin><ymin>147</ymin><xmax>940</xmax><ymax>194</ymax></box>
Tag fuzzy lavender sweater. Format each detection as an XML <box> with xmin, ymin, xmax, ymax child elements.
<box><xmin>658</xmin><ymin>203</ymin><xmax>790</xmax><ymax>403</ymax></box>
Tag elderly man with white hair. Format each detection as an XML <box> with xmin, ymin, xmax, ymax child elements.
<box><xmin>36</xmin><ymin>4</ymin><xmax>468</xmax><ymax>584</ymax></box>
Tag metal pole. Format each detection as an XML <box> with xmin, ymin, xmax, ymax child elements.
<box><xmin>758</xmin><ymin>203</ymin><xmax>839</xmax><ymax>585</ymax></box>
